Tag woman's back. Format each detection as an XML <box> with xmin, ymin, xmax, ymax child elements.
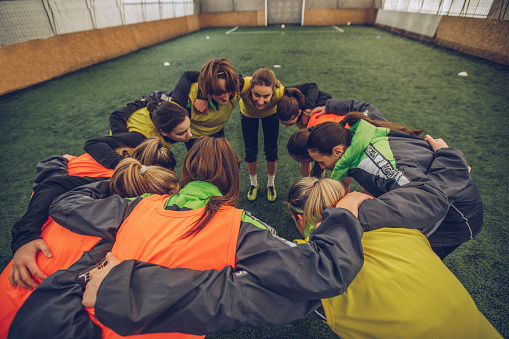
<box><xmin>322</xmin><ymin>227</ymin><xmax>500</xmax><ymax>339</ymax></box>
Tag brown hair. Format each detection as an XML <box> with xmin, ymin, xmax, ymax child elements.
<box><xmin>179</xmin><ymin>136</ymin><xmax>241</xmax><ymax>239</ymax></box>
<box><xmin>286</xmin><ymin>177</ymin><xmax>346</xmax><ymax>228</ymax></box>
<box><xmin>308</xmin><ymin>113</ymin><xmax>424</xmax><ymax>156</ymax></box>
<box><xmin>109</xmin><ymin>158</ymin><xmax>179</xmax><ymax>198</ymax></box>
<box><xmin>277</xmin><ymin>87</ymin><xmax>305</xmax><ymax>122</ymax></box>
<box><xmin>147</xmin><ymin>101</ymin><xmax>188</xmax><ymax>135</ymax></box>
<box><xmin>198</xmin><ymin>58</ymin><xmax>240</xmax><ymax>99</ymax></box>
<box><xmin>250</xmin><ymin>68</ymin><xmax>281</xmax><ymax>91</ymax></box>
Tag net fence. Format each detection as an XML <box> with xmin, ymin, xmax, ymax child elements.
<box><xmin>382</xmin><ymin>0</ymin><xmax>507</xmax><ymax>18</ymax></box>
<box><xmin>0</xmin><ymin>0</ymin><xmax>194</xmax><ymax>46</ymax></box>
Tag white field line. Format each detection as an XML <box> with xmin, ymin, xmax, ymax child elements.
<box><xmin>331</xmin><ymin>25</ymin><xmax>344</xmax><ymax>32</ymax></box>
<box><xmin>225</xmin><ymin>26</ymin><xmax>239</xmax><ymax>34</ymax></box>
<box><xmin>226</xmin><ymin>30</ymin><xmax>342</xmax><ymax>35</ymax></box>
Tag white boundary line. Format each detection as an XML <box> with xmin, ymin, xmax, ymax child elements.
<box><xmin>225</xmin><ymin>30</ymin><xmax>342</xmax><ymax>35</ymax></box>
<box><xmin>225</xmin><ymin>27</ymin><xmax>239</xmax><ymax>35</ymax></box>
<box><xmin>332</xmin><ymin>25</ymin><xmax>344</xmax><ymax>32</ymax></box>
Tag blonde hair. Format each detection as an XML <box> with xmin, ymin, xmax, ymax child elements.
<box><xmin>110</xmin><ymin>158</ymin><xmax>179</xmax><ymax>198</ymax></box>
<box><xmin>113</xmin><ymin>137</ymin><xmax>177</xmax><ymax>170</ymax></box>
<box><xmin>131</xmin><ymin>137</ymin><xmax>177</xmax><ymax>170</ymax></box>
<box><xmin>286</xmin><ymin>177</ymin><xmax>346</xmax><ymax>229</ymax></box>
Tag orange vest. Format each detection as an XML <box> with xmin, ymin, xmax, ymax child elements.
<box><xmin>67</xmin><ymin>153</ymin><xmax>115</xmax><ymax>177</ymax></box>
<box><xmin>307</xmin><ymin>113</ymin><xmax>348</xmax><ymax>128</ymax></box>
<box><xmin>0</xmin><ymin>153</ymin><xmax>110</xmax><ymax>339</ymax></box>
<box><xmin>87</xmin><ymin>194</ymin><xmax>243</xmax><ymax>339</ymax></box>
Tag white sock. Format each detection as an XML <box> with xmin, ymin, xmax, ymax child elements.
<box><xmin>267</xmin><ymin>174</ymin><xmax>275</xmax><ymax>187</ymax></box>
<box><xmin>250</xmin><ymin>174</ymin><xmax>258</xmax><ymax>187</ymax></box>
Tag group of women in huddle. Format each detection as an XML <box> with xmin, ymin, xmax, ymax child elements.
<box><xmin>0</xmin><ymin>58</ymin><xmax>501</xmax><ymax>338</ymax></box>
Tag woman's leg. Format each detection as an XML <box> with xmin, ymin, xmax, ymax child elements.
<box><xmin>241</xmin><ymin>114</ymin><xmax>260</xmax><ymax>201</ymax></box>
<box><xmin>261</xmin><ymin>114</ymin><xmax>279</xmax><ymax>202</ymax></box>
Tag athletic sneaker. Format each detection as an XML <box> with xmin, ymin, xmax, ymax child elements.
<box><xmin>247</xmin><ymin>185</ymin><xmax>258</xmax><ymax>201</ymax></box>
<box><xmin>267</xmin><ymin>185</ymin><xmax>277</xmax><ymax>202</ymax></box>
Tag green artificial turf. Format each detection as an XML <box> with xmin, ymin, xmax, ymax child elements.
<box><xmin>0</xmin><ymin>25</ymin><xmax>508</xmax><ymax>337</ymax></box>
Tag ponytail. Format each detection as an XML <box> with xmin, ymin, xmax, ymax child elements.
<box><xmin>277</xmin><ymin>87</ymin><xmax>305</xmax><ymax>122</ymax></box>
<box><xmin>341</xmin><ymin>112</ymin><xmax>424</xmax><ymax>136</ymax></box>
<box><xmin>110</xmin><ymin>158</ymin><xmax>179</xmax><ymax>198</ymax></box>
<box><xmin>286</xmin><ymin>177</ymin><xmax>346</xmax><ymax>237</ymax></box>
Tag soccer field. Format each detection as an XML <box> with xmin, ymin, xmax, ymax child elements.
<box><xmin>1</xmin><ymin>25</ymin><xmax>508</xmax><ymax>337</ymax></box>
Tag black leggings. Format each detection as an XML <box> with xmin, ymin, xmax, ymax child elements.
<box><xmin>241</xmin><ymin>113</ymin><xmax>279</xmax><ymax>163</ymax></box>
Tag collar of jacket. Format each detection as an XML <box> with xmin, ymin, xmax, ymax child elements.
<box><xmin>164</xmin><ymin>181</ymin><xmax>223</xmax><ymax>210</ymax></box>
<box><xmin>330</xmin><ymin>119</ymin><xmax>377</xmax><ymax>181</ymax></box>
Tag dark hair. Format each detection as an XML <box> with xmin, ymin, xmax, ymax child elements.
<box><xmin>147</xmin><ymin>101</ymin><xmax>188</xmax><ymax>135</ymax></box>
<box><xmin>179</xmin><ymin>136</ymin><xmax>241</xmax><ymax>239</ymax></box>
<box><xmin>277</xmin><ymin>87</ymin><xmax>306</xmax><ymax>122</ymax></box>
<box><xmin>287</xmin><ymin>129</ymin><xmax>325</xmax><ymax>179</ymax></box>
<box><xmin>307</xmin><ymin>112</ymin><xmax>424</xmax><ymax>155</ymax></box>
<box><xmin>198</xmin><ymin>58</ymin><xmax>239</xmax><ymax>99</ymax></box>
<box><xmin>287</xmin><ymin>129</ymin><xmax>311</xmax><ymax>160</ymax></box>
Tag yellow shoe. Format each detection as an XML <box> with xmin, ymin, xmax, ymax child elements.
<box><xmin>247</xmin><ymin>185</ymin><xmax>258</xmax><ymax>201</ymax></box>
<box><xmin>267</xmin><ymin>185</ymin><xmax>277</xmax><ymax>202</ymax></box>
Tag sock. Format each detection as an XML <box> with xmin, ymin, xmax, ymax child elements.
<box><xmin>250</xmin><ymin>174</ymin><xmax>258</xmax><ymax>187</ymax></box>
<box><xmin>267</xmin><ymin>174</ymin><xmax>275</xmax><ymax>187</ymax></box>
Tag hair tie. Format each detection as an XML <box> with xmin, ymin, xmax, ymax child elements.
<box><xmin>339</xmin><ymin>120</ymin><xmax>347</xmax><ymax>127</ymax></box>
<box><xmin>140</xmin><ymin>165</ymin><xmax>148</xmax><ymax>175</ymax></box>
<box><xmin>313</xmin><ymin>180</ymin><xmax>319</xmax><ymax>187</ymax></box>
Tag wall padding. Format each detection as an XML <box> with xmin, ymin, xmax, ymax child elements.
<box><xmin>303</xmin><ymin>9</ymin><xmax>377</xmax><ymax>26</ymax></box>
<box><xmin>198</xmin><ymin>11</ymin><xmax>263</xmax><ymax>27</ymax></box>
<box><xmin>0</xmin><ymin>15</ymin><xmax>199</xmax><ymax>96</ymax></box>
<box><xmin>435</xmin><ymin>17</ymin><xmax>509</xmax><ymax>65</ymax></box>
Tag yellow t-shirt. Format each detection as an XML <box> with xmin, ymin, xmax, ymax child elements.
<box><xmin>239</xmin><ymin>77</ymin><xmax>285</xmax><ymax>119</ymax></box>
<box><xmin>188</xmin><ymin>83</ymin><xmax>237</xmax><ymax>138</ymax></box>
<box><xmin>126</xmin><ymin>107</ymin><xmax>174</xmax><ymax>149</ymax></box>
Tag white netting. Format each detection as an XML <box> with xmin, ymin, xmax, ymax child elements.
<box><xmin>0</xmin><ymin>0</ymin><xmax>194</xmax><ymax>46</ymax></box>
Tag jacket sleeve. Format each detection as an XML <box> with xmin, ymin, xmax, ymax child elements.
<box><xmin>425</xmin><ymin>148</ymin><xmax>471</xmax><ymax>202</ymax></box>
<box><xmin>94</xmin><ymin>208</ymin><xmax>364</xmax><ymax>335</ymax></box>
<box><xmin>11</xmin><ymin>176</ymin><xmax>106</xmax><ymax>254</ymax></box>
<box><xmin>171</xmin><ymin>71</ymin><xmax>200</xmax><ymax>107</ymax></box>
<box><xmin>83</xmin><ymin>132</ymin><xmax>146</xmax><ymax>169</ymax></box>
<box><xmin>357</xmin><ymin>180</ymin><xmax>449</xmax><ymax>236</ymax></box>
<box><xmin>49</xmin><ymin>181</ymin><xmax>142</xmax><ymax>241</ymax></box>
<box><xmin>109</xmin><ymin>100</ymin><xmax>148</xmax><ymax>135</ymax></box>
<box><xmin>325</xmin><ymin>99</ymin><xmax>387</xmax><ymax>121</ymax></box>
<box><xmin>32</xmin><ymin>155</ymin><xmax>69</xmax><ymax>191</ymax></box>
<box><xmin>289</xmin><ymin>83</ymin><xmax>323</xmax><ymax>110</ymax></box>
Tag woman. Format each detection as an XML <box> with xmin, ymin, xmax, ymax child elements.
<box><xmin>45</xmin><ymin>177</ymin><xmax>499</xmax><ymax>339</ymax></box>
<box><xmin>170</xmin><ymin>58</ymin><xmax>241</xmax><ymax>150</ymax></box>
<box><xmin>284</xmin><ymin>177</ymin><xmax>500</xmax><ymax>339</ymax></box>
<box><xmin>307</xmin><ymin>107</ymin><xmax>483</xmax><ymax>258</ymax></box>
<box><xmin>109</xmin><ymin>58</ymin><xmax>241</xmax><ymax>151</ymax></box>
<box><xmin>1</xmin><ymin>138</ymin><xmax>178</xmax><ymax>339</ymax></box>
<box><xmin>285</xmin><ymin>99</ymin><xmax>385</xmax><ymax>177</ymax></box>
<box><xmin>276</xmin><ymin>87</ymin><xmax>331</xmax><ymax>129</ymax></box>
<box><xmin>238</xmin><ymin>68</ymin><xmax>325</xmax><ymax>202</ymax></box>
<box><xmin>85</xmin><ymin>100</ymin><xmax>191</xmax><ymax>169</ymax></box>
<box><xmin>9</xmin><ymin>137</ymin><xmax>364</xmax><ymax>338</ymax></box>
